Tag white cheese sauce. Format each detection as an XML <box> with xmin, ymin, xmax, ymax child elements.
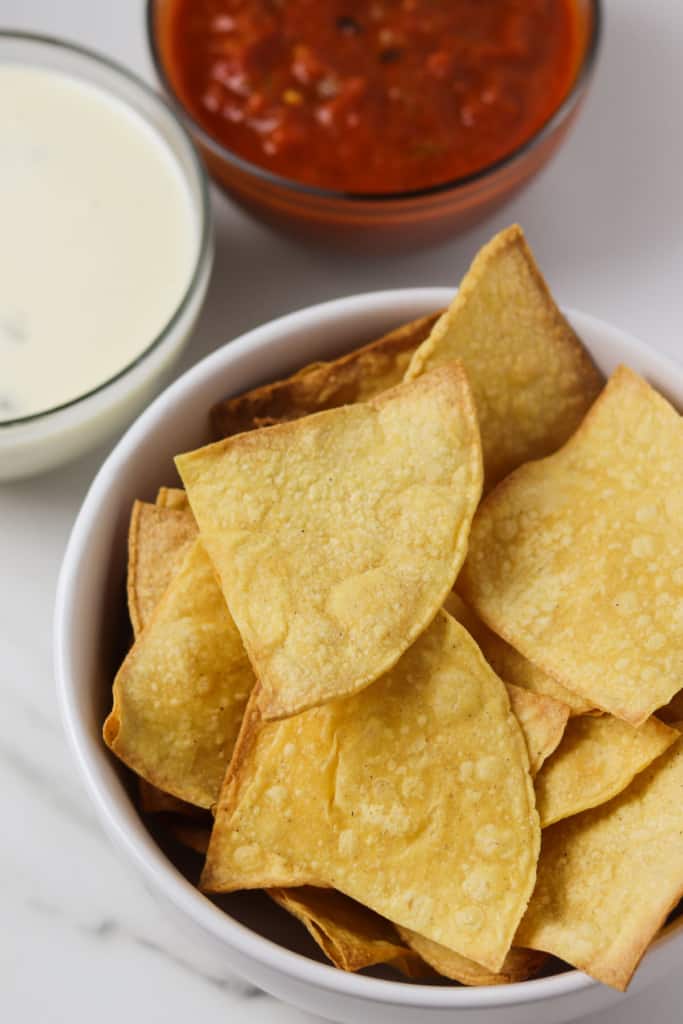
<box><xmin>0</xmin><ymin>65</ymin><xmax>199</xmax><ymax>422</ymax></box>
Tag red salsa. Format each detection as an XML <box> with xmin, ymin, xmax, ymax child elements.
<box><xmin>165</xmin><ymin>0</ymin><xmax>581</xmax><ymax>194</ymax></box>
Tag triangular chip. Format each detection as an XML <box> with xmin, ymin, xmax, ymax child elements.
<box><xmin>405</xmin><ymin>225</ymin><xmax>603</xmax><ymax>489</ymax></box>
<box><xmin>210</xmin><ymin>312</ymin><xmax>441</xmax><ymax>439</ymax></box>
<box><xmin>517</xmin><ymin>731</ymin><xmax>683</xmax><ymax>991</ymax></box>
<box><xmin>210</xmin><ymin>611</ymin><xmax>539</xmax><ymax>972</ymax></box>
<box><xmin>505</xmin><ymin>684</ymin><xmax>569</xmax><ymax>777</ymax></box>
<box><xmin>166</xmin><ymin>821</ymin><xmax>212</xmax><ymax>855</ymax></box>
<box><xmin>268</xmin><ymin>888</ymin><xmax>417</xmax><ymax>974</ymax></box>
<box><xmin>155</xmin><ymin>486</ymin><xmax>189</xmax><ymax>510</ymax></box>
<box><xmin>137</xmin><ymin>777</ymin><xmax>205</xmax><ymax>818</ymax></box>
<box><xmin>178</xmin><ymin>364</ymin><xmax>483</xmax><ymax>720</ymax></box>
<box><xmin>462</xmin><ymin>366</ymin><xmax>683</xmax><ymax>726</ymax></box>
<box><xmin>104</xmin><ymin>539</ymin><xmax>256</xmax><ymax>808</ymax></box>
<box><xmin>446</xmin><ymin>592</ymin><xmax>593</xmax><ymax>715</ymax></box>
<box><xmin>535</xmin><ymin>714</ymin><xmax>678</xmax><ymax>827</ymax></box>
<box><xmin>398</xmin><ymin>928</ymin><xmax>547</xmax><ymax>986</ymax></box>
<box><xmin>446</xmin><ymin>594</ymin><xmax>570</xmax><ymax>771</ymax></box>
<box><xmin>200</xmin><ymin>694</ymin><xmax>322</xmax><ymax>891</ymax></box>
<box><xmin>126</xmin><ymin>499</ymin><xmax>197</xmax><ymax>637</ymax></box>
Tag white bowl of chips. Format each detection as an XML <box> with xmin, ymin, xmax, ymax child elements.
<box><xmin>55</xmin><ymin>228</ymin><xmax>683</xmax><ymax>1024</ymax></box>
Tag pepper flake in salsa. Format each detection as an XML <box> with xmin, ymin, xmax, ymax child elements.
<box><xmin>166</xmin><ymin>0</ymin><xmax>581</xmax><ymax>194</ymax></box>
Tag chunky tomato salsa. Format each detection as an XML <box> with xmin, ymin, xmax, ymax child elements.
<box><xmin>165</xmin><ymin>0</ymin><xmax>580</xmax><ymax>195</ymax></box>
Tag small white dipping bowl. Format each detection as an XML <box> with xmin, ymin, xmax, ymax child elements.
<box><xmin>0</xmin><ymin>33</ymin><xmax>213</xmax><ymax>481</ymax></box>
<box><xmin>55</xmin><ymin>289</ymin><xmax>683</xmax><ymax>1024</ymax></box>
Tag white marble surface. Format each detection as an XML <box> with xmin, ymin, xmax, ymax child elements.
<box><xmin>1</xmin><ymin>1</ymin><xmax>682</xmax><ymax>1021</ymax></box>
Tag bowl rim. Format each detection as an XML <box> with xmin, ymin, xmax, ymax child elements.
<box><xmin>54</xmin><ymin>287</ymin><xmax>683</xmax><ymax>1010</ymax></box>
<box><xmin>0</xmin><ymin>29</ymin><xmax>213</xmax><ymax>430</ymax></box>
<box><xmin>145</xmin><ymin>0</ymin><xmax>603</xmax><ymax>203</ymax></box>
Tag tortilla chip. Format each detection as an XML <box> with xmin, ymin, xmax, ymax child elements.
<box><xmin>126</xmin><ymin>500</ymin><xmax>197</xmax><ymax>638</ymax></box>
<box><xmin>137</xmin><ymin>778</ymin><xmax>206</xmax><ymax>818</ymax></box>
<box><xmin>210</xmin><ymin>313</ymin><xmax>441</xmax><ymax>439</ymax></box>
<box><xmin>178</xmin><ymin>364</ymin><xmax>483</xmax><ymax>720</ymax></box>
<box><xmin>446</xmin><ymin>592</ymin><xmax>593</xmax><ymax>715</ymax></box>
<box><xmin>398</xmin><ymin>928</ymin><xmax>547</xmax><ymax>986</ymax></box>
<box><xmin>505</xmin><ymin>684</ymin><xmax>569</xmax><ymax>777</ymax></box>
<box><xmin>405</xmin><ymin>225</ymin><xmax>603</xmax><ymax>490</ymax></box>
<box><xmin>461</xmin><ymin>366</ymin><xmax>683</xmax><ymax>726</ymax></box>
<box><xmin>104</xmin><ymin>539</ymin><xmax>256</xmax><ymax>808</ymax></box>
<box><xmin>166</xmin><ymin>821</ymin><xmax>212</xmax><ymax>855</ymax></box>
<box><xmin>517</xmin><ymin>731</ymin><xmax>683</xmax><ymax>991</ymax></box>
<box><xmin>200</xmin><ymin>694</ymin><xmax>322</xmax><ymax>892</ymax></box>
<box><xmin>156</xmin><ymin>486</ymin><xmax>189</xmax><ymax>510</ymax></box>
<box><xmin>211</xmin><ymin>610</ymin><xmax>539</xmax><ymax>972</ymax></box>
<box><xmin>535</xmin><ymin>714</ymin><xmax>677</xmax><ymax>828</ymax></box>
<box><xmin>445</xmin><ymin>594</ymin><xmax>571</xmax><ymax>771</ymax></box>
<box><xmin>268</xmin><ymin>887</ymin><xmax>416</xmax><ymax>973</ymax></box>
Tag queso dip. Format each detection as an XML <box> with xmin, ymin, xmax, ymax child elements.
<box><xmin>0</xmin><ymin>64</ymin><xmax>199</xmax><ymax>422</ymax></box>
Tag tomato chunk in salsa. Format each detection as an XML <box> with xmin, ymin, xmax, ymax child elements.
<box><xmin>165</xmin><ymin>0</ymin><xmax>580</xmax><ymax>194</ymax></box>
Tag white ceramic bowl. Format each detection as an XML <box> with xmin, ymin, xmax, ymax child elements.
<box><xmin>54</xmin><ymin>289</ymin><xmax>683</xmax><ymax>1024</ymax></box>
<box><xmin>0</xmin><ymin>33</ymin><xmax>213</xmax><ymax>482</ymax></box>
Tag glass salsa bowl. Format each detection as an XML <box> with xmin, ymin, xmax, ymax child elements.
<box><xmin>147</xmin><ymin>1</ymin><xmax>601</xmax><ymax>246</ymax></box>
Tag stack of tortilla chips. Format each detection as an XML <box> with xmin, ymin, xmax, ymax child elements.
<box><xmin>104</xmin><ymin>226</ymin><xmax>683</xmax><ymax>992</ymax></box>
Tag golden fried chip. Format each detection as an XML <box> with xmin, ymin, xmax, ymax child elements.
<box><xmin>137</xmin><ymin>778</ymin><xmax>205</xmax><ymax>818</ymax></box>
<box><xmin>445</xmin><ymin>594</ymin><xmax>570</xmax><ymax>771</ymax></box>
<box><xmin>210</xmin><ymin>313</ymin><xmax>440</xmax><ymax>439</ymax></box>
<box><xmin>517</xmin><ymin>731</ymin><xmax>683</xmax><ymax>990</ymax></box>
<box><xmin>200</xmin><ymin>695</ymin><xmax>322</xmax><ymax>891</ymax></box>
<box><xmin>462</xmin><ymin>366</ymin><xmax>683</xmax><ymax>726</ymax></box>
<box><xmin>268</xmin><ymin>888</ymin><xmax>415</xmax><ymax>973</ymax></box>
<box><xmin>178</xmin><ymin>365</ymin><xmax>483</xmax><ymax>720</ymax></box>
<box><xmin>405</xmin><ymin>225</ymin><xmax>603</xmax><ymax>490</ymax></box>
<box><xmin>398</xmin><ymin>928</ymin><xmax>547</xmax><ymax>986</ymax></box>
<box><xmin>127</xmin><ymin>499</ymin><xmax>197</xmax><ymax>637</ymax></box>
<box><xmin>446</xmin><ymin>592</ymin><xmax>593</xmax><ymax>715</ymax></box>
<box><xmin>211</xmin><ymin>611</ymin><xmax>539</xmax><ymax>972</ymax></box>
<box><xmin>104</xmin><ymin>539</ymin><xmax>256</xmax><ymax>808</ymax></box>
<box><xmin>506</xmin><ymin>684</ymin><xmax>569</xmax><ymax>777</ymax></box>
<box><xmin>534</xmin><ymin>714</ymin><xmax>677</xmax><ymax>828</ymax></box>
<box><xmin>166</xmin><ymin>821</ymin><xmax>212</xmax><ymax>855</ymax></box>
<box><xmin>155</xmin><ymin>486</ymin><xmax>189</xmax><ymax>510</ymax></box>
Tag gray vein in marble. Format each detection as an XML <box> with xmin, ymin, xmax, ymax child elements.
<box><xmin>28</xmin><ymin>898</ymin><xmax>268</xmax><ymax>1001</ymax></box>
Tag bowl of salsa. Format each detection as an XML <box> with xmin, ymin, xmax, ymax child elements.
<box><xmin>148</xmin><ymin>0</ymin><xmax>601</xmax><ymax>244</ymax></box>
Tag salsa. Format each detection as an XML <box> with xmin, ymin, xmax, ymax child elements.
<box><xmin>165</xmin><ymin>0</ymin><xmax>581</xmax><ymax>195</ymax></box>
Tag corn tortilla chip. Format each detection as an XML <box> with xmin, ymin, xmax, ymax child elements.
<box><xmin>398</xmin><ymin>927</ymin><xmax>547</xmax><ymax>986</ymax></box>
<box><xmin>166</xmin><ymin>821</ymin><xmax>212</xmax><ymax>855</ymax></box>
<box><xmin>104</xmin><ymin>539</ymin><xmax>256</xmax><ymax>808</ymax></box>
<box><xmin>178</xmin><ymin>365</ymin><xmax>483</xmax><ymax>720</ymax></box>
<box><xmin>268</xmin><ymin>887</ymin><xmax>416</xmax><ymax>974</ymax></box>
<box><xmin>517</xmin><ymin>731</ymin><xmax>683</xmax><ymax>990</ymax></box>
<box><xmin>405</xmin><ymin>225</ymin><xmax>603</xmax><ymax>490</ymax></box>
<box><xmin>138</xmin><ymin>778</ymin><xmax>206</xmax><ymax>818</ymax></box>
<box><xmin>462</xmin><ymin>366</ymin><xmax>683</xmax><ymax>726</ymax></box>
<box><xmin>535</xmin><ymin>714</ymin><xmax>677</xmax><ymax>828</ymax></box>
<box><xmin>445</xmin><ymin>594</ymin><xmax>570</xmax><ymax>772</ymax></box>
<box><xmin>200</xmin><ymin>694</ymin><xmax>323</xmax><ymax>891</ymax></box>
<box><xmin>505</xmin><ymin>684</ymin><xmax>569</xmax><ymax>777</ymax></box>
<box><xmin>446</xmin><ymin>592</ymin><xmax>593</xmax><ymax>715</ymax></box>
<box><xmin>156</xmin><ymin>486</ymin><xmax>189</xmax><ymax>510</ymax></box>
<box><xmin>126</xmin><ymin>500</ymin><xmax>197</xmax><ymax>637</ymax></box>
<box><xmin>210</xmin><ymin>313</ymin><xmax>441</xmax><ymax>439</ymax></box>
<box><xmin>212</xmin><ymin>611</ymin><xmax>539</xmax><ymax>972</ymax></box>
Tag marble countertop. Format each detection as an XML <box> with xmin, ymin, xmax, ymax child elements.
<box><xmin>2</xmin><ymin>2</ymin><xmax>682</xmax><ymax>1021</ymax></box>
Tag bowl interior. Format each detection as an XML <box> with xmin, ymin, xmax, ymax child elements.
<box><xmin>55</xmin><ymin>288</ymin><xmax>683</xmax><ymax>1009</ymax></box>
